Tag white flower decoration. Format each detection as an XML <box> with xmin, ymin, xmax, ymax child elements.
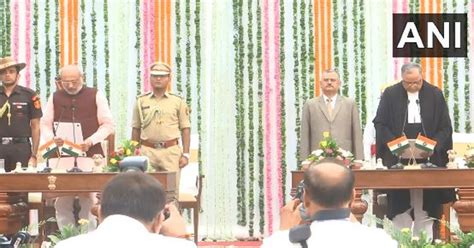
<box><xmin>312</xmin><ymin>149</ymin><xmax>324</xmax><ymax>157</ymax></box>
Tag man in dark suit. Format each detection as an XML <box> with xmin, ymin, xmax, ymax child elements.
<box><xmin>373</xmin><ymin>63</ymin><xmax>455</xmax><ymax>239</ymax></box>
<box><xmin>300</xmin><ymin>69</ymin><xmax>364</xmax><ymax>161</ymax></box>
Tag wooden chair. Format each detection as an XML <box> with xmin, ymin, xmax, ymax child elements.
<box><xmin>179</xmin><ymin>174</ymin><xmax>204</xmax><ymax>244</ymax></box>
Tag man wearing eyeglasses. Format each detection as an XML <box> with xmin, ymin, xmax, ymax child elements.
<box><xmin>300</xmin><ymin>69</ymin><xmax>364</xmax><ymax>162</ymax></box>
<box><xmin>373</xmin><ymin>63</ymin><xmax>455</xmax><ymax>239</ymax></box>
<box><xmin>40</xmin><ymin>64</ymin><xmax>115</xmax><ymax>231</ymax></box>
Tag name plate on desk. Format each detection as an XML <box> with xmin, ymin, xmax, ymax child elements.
<box><xmin>404</xmin><ymin>164</ymin><xmax>422</xmax><ymax>170</ymax></box>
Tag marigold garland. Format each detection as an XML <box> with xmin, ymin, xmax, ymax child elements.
<box><xmin>464</xmin><ymin>0</ymin><xmax>471</xmax><ymax>133</ymax></box>
<box><xmin>2</xmin><ymin>0</ymin><xmax>11</xmax><ymax>56</ymax></box>
<box><xmin>45</xmin><ymin>0</ymin><xmax>51</xmax><ymax>96</ymax></box>
<box><xmin>194</xmin><ymin>0</ymin><xmax>203</xmax><ymax>174</ymax></box>
<box><xmin>354</xmin><ymin>0</ymin><xmax>361</xmax><ymax>114</ymax></box>
<box><xmin>256</xmin><ymin>0</ymin><xmax>265</xmax><ymax>235</ymax></box>
<box><xmin>54</xmin><ymin>0</ymin><xmax>59</xmax><ymax>73</ymax></box>
<box><xmin>332</xmin><ymin>0</ymin><xmax>339</xmax><ymax>75</ymax></box>
<box><xmin>279</xmin><ymin>0</ymin><xmax>287</xmax><ymax>209</ymax></box>
<box><xmin>232</xmin><ymin>0</ymin><xmax>242</xmax><ymax>226</ymax></box>
<box><xmin>175</xmin><ymin>0</ymin><xmax>182</xmax><ymax>93</ymax></box>
<box><xmin>292</xmin><ymin>0</ymin><xmax>302</xmax><ymax>167</ymax></box>
<box><xmin>80</xmin><ymin>0</ymin><xmax>87</xmax><ymax>75</ymax></box>
<box><xmin>185</xmin><ymin>0</ymin><xmax>191</xmax><ymax>106</ymax></box>
<box><xmin>452</xmin><ymin>0</ymin><xmax>460</xmax><ymax>132</ymax></box>
<box><xmin>6</xmin><ymin>0</ymin><xmax>10</xmax><ymax>55</ymax></box>
<box><xmin>307</xmin><ymin>0</ymin><xmax>315</xmax><ymax>97</ymax></box>
<box><xmin>233</xmin><ymin>0</ymin><xmax>247</xmax><ymax>227</ymax></box>
<box><xmin>104</xmin><ymin>0</ymin><xmax>110</xmax><ymax>101</ymax></box>
<box><xmin>442</xmin><ymin>1</ymin><xmax>450</xmax><ymax>104</ymax></box>
<box><xmin>0</xmin><ymin>0</ymin><xmax>4</xmax><ymax>56</ymax></box>
<box><xmin>237</xmin><ymin>0</ymin><xmax>246</xmax><ymax>227</ymax></box>
<box><xmin>33</xmin><ymin>0</ymin><xmax>40</xmax><ymax>93</ymax></box>
<box><xmin>91</xmin><ymin>0</ymin><xmax>98</xmax><ymax>88</ymax></box>
<box><xmin>300</xmin><ymin>0</ymin><xmax>308</xmax><ymax>100</ymax></box>
<box><xmin>135</xmin><ymin>0</ymin><xmax>141</xmax><ymax>95</ymax></box>
<box><xmin>341</xmin><ymin>0</ymin><xmax>348</xmax><ymax>96</ymax></box>
<box><xmin>453</xmin><ymin>60</ymin><xmax>460</xmax><ymax>132</ymax></box>
<box><xmin>247</xmin><ymin>0</ymin><xmax>256</xmax><ymax>236</ymax></box>
<box><xmin>359</xmin><ymin>0</ymin><xmax>367</xmax><ymax>128</ymax></box>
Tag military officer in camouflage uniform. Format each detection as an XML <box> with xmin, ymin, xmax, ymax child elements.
<box><xmin>131</xmin><ymin>62</ymin><xmax>191</xmax><ymax>201</ymax></box>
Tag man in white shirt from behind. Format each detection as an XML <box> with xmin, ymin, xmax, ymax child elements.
<box><xmin>56</xmin><ymin>172</ymin><xmax>196</xmax><ymax>248</ymax></box>
<box><xmin>262</xmin><ymin>162</ymin><xmax>397</xmax><ymax>248</ymax></box>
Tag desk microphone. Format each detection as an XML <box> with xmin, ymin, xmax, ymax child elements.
<box><xmin>415</xmin><ymin>99</ymin><xmax>437</xmax><ymax>168</ymax></box>
<box><xmin>68</xmin><ymin>98</ymin><xmax>82</xmax><ymax>172</ymax></box>
<box><xmin>41</xmin><ymin>105</ymin><xmax>67</xmax><ymax>173</ymax></box>
<box><xmin>392</xmin><ymin>99</ymin><xmax>409</xmax><ymax>169</ymax></box>
<box><xmin>415</xmin><ymin>99</ymin><xmax>427</xmax><ymax>136</ymax></box>
<box><xmin>53</xmin><ymin>106</ymin><xmax>67</xmax><ymax>137</ymax></box>
<box><xmin>401</xmin><ymin>99</ymin><xmax>409</xmax><ymax>137</ymax></box>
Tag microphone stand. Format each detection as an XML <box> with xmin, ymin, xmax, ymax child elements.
<box><xmin>416</xmin><ymin>100</ymin><xmax>437</xmax><ymax>169</ymax></box>
<box><xmin>392</xmin><ymin>155</ymin><xmax>404</xmax><ymax>169</ymax></box>
<box><xmin>392</xmin><ymin>100</ymin><xmax>409</xmax><ymax>169</ymax></box>
<box><xmin>41</xmin><ymin>106</ymin><xmax>66</xmax><ymax>173</ymax></box>
<box><xmin>68</xmin><ymin>102</ymin><xmax>82</xmax><ymax>173</ymax></box>
<box><xmin>39</xmin><ymin>158</ymin><xmax>52</xmax><ymax>173</ymax></box>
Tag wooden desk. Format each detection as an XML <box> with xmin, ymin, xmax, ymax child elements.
<box><xmin>291</xmin><ymin>169</ymin><xmax>474</xmax><ymax>232</ymax></box>
<box><xmin>0</xmin><ymin>172</ymin><xmax>176</xmax><ymax>234</ymax></box>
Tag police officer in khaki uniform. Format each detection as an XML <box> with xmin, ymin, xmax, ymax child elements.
<box><xmin>131</xmin><ymin>62</ymin><xmax>191</xmax><ymax>200</ymax></box>
<box><xmin>0</xmin><ymin>57</ymin><xmax>42</xmax><ymax>171</ymax></box>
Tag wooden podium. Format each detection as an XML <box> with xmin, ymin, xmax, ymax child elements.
<box><xmin>0</xmin><ymin>172</ymin><xmax>176</xmax><ymax>235</ymax></box>
<box><xmin>291</xmin><ymin>169</ymin><xmax>474</xmax><ymax>232</ymax></box>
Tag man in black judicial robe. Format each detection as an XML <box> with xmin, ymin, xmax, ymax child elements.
<box><xmin>373</xmin><ymin>63</ymin><xmax>455</xmax><ymax>238</ymax></box>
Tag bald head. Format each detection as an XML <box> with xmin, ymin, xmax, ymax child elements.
<box><xmin>59</xmin><ymin>65</ymin><xmax>84</xmax><ymax>95</ymax></box>
<box><xmin>303</xmin><ymin>162</ymin><xmax>355</xmax><ymax>208</ymax></box>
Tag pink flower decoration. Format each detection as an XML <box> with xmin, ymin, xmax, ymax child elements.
<box><xmin>343</xmin><ymin>159</ymin><xmax>351</xmax><ymax>166</ymax></box>
<box><xmin>325</xmin><ymin>149</ymin><xmax>333</xmax><ymax>154</ymax></box>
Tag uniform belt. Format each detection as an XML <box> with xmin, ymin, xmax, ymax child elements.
<box><xmin>141</xmin><ymin>138</ymin><xmax>178</xmax><ymax>149</ymax></box>
<box><xmin>1</xmin><ymin>137</ymin><xmax>30</xmax><ymax>145</ymax></box>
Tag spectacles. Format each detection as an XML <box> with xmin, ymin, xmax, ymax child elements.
<box><xmin>61</xmin><ymin>79</ymin><xmax>81</xmax><ymax>84</ymax></box>
<box><xmin>402</xmin><ymin>80</ymin><xmax>422</xmax><ymax>85</ymax></box>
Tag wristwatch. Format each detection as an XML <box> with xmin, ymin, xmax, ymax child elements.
<box><xmin>182</xmin><ymin>153</ymin><xmax>190</xmax><ymax>160</ymax></box>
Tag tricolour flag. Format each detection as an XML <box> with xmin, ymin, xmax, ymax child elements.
<box><xmin>39</xmin><ymin>140</ymin><xmax>59</xmax><ymax>159</ymax></box>
<box><xmin>62</xmin><ymin>140</ymin><xmax>85</xmax><ymax>157</ymax></box>
<box><xmin>387</xmin><ymin>135</ymin><xmax>410</xmax><ymax>154</ymax></box>
<box><xmin>415</xmin><ymin>134</ymin><xmax>437</xmax><ymax>152</ymax></box>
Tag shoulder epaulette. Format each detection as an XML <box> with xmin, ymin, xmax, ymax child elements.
<box><xmin>168</xmin><ymin>92</ymin><xmax>184</xmax><ymax>99</ymax></box>
<box><xmin>137</xmin><ymin>91</ymin><xmax>152</xmax><ymax>98</ymax></box>
<box><xmin>18</xmin><ymin>85</ymin><xmax>37</xmax><ymax>95</ymax></box>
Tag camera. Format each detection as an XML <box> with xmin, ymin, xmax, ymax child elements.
<box><xmin>163</xmin><ymin>209</ymin><xmax>170</xmax><ymax>220</ymax></box>
<box><xmin>294</xmin><ymin>180</ymin><xmax>305</xmax><ymax>201</ymax></box>
<box><xmin>0</xmin><ymin>231</ymin><xmax>30</xmax><ymax>248</ymax></box>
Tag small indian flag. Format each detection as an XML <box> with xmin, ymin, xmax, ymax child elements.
<box><xmin>387</xmin><ymin>135</ymin><xmax>410</xmax><ymax>154</ymax></box>
<box><xmin>39</xmin><ymin>140</ymin><xmax>58</xmax><ymax>159</ymax></box>
<box><xmin>62</xmin><ymin>140</ymin><xmax>85</xmax><ymax>157</ymax></box>
<box><xmin>415</xmin><ymin>134</ymin><xmax>437</xmax><ymax>152</ymax></box>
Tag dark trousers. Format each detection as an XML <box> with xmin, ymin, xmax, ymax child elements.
<box><xmin>0</xmin><ymin>143</ymin><xmax>31</xmax><ymax>172</ymax></box>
